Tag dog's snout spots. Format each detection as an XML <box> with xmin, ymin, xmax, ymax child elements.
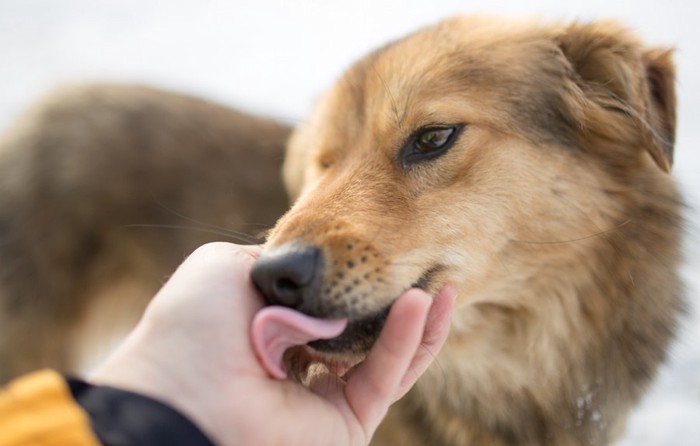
<box><xmin>251</xmin><ymin>245</ymin><xmax>323</xmax><ymax>310</ymax></box>
<box><xmin>316</xmin><ymin>235</ymin><xmax>392</xmax><ymax>317</ymax></box>
<box><xmin>262</xmin><ymin>220</ymin><xmax>397</xmax><ymax>323</ymax></box>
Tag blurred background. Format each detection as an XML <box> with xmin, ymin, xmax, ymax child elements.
<box><xmin>0</xmin><ymin>1</ymin><xmax>697</xmax><ymax>444</ymax></box>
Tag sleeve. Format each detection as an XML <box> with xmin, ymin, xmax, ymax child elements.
<box><xmin>67</xmin><ymin>377</ymin><xmax>215</xmax><ymax>446</ymax></box>
<box><xmin>0</xmin><ymin>369</ymin><xmax>215</xmax><ymax>446</ymax></box>
<box><xmin>0</xmin><ymin>369</ymin><xmax>101</xmax><ymax>446</ymax></box>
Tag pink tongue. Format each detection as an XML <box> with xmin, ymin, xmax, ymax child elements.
<box><xmin>251</xmin><ymin>306</ymin><xmax>347</xmax><ymax>379</ymax></box>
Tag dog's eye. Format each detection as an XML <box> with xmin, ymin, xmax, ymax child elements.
<box><xmin>416</xmin><ymin>128</ymin><xmax>455</xmax><ymax>153</ymax></box>
<box><xmin>402</xmin><ymin>125</ymin><xmax>463</xmax><ymax>166</ymax></box>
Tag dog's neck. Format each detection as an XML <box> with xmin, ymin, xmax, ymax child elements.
<box><xmin>377</xmin><ymin>173</ymin><xmax>684</xmax><ymax>446</ymax></box>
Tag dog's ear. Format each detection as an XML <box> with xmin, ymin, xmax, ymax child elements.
<box><xmin>556</xmin><ymin>22</ymin><xmax>676</xmax><ymax>172</ymax></box>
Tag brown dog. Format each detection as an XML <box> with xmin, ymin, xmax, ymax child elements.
<box><xmin>251</xmin><ymin>17</ymin><xmax>684</xmax><ymax>445</ymax></box>
<box><xmin>0</xmin><ymin>15</ymin><xmax>684</xmax><ymax>446</ymax></box>
<box><xmin>0</xmin><ymin>84</ymin><xmax>291</xmax><ymax>381</ymax></box>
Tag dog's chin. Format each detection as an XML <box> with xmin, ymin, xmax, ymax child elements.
<box><xmin>308</xmin><ymin>266</ymin><xmax>445</xmax><ymax>355</ymax></box>
<box><xmin>305</xmin><ymin>266</ymin><xmax>445</xmax><ymax>367</ymax></box>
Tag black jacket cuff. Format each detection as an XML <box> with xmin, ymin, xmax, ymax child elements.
<box><xmin>67</xmin><ymin>377</ymin><xmax>214</xmax><ymax>446</ymax></box>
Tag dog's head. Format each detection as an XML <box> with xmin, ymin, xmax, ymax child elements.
<box><xmin>252</xmin><ymin>17</ymin><xmax>676</xmax><ymax>357</ymax></box>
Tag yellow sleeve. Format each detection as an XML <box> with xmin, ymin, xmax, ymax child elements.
<box><xmin>0</xmin><ymin>369</ymin><xmax>101</xmax><ymax>446</ymax></box>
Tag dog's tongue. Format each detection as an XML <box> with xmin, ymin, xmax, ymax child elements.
<box><xmin>251</xmin><ymin>306</ymin><xmax>347</xmax><ymax>379</ymax></box>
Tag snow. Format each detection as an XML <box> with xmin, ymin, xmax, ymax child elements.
<box><xmin>0</xmin><ymin>1</ymin><xmax>698</xmax><ymax>443</ymax></box>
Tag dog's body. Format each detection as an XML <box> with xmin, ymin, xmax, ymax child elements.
<box><xmin>0</xmin><ymin>16</ymin><xmax>684</xmax><ymax>446</ymax></box>
<box><xmin>0</xmin><ymin>84</ymin><xmax>290</xmax><ymax>380</ymax></box>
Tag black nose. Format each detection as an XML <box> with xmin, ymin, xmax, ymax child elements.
<box><xmin>251</xmin><ymin>244</ymin><xmax>323</xmax><ymax>309</ymax></box>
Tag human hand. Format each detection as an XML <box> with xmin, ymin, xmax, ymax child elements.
<box><xmin>91</xmin><ymin>242</ymin><xmax>456</xmax><ymax>446</ymax></box>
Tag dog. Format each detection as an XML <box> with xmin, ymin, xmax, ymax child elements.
<box><xmin>0</xmin><ymin>15</ymin><xmax>684</xmax><ymax>446</ymax></box>
<box><xmin>0</xmin><ymin>84</ymin><xmax>291</xmax><ymax>380</ymax></box>
<box><xmin>250</xmin><ymin>16</ymin><xmax>684</xmax><ymax>446</ymax></box>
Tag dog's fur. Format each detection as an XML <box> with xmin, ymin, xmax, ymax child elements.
<box><xmin>0</xmin><ymin>85</ymin><xmax>290</xmax><ymax>380</ymax></box>
<box><xmin>256</xmin><ymin>16</ymin><xmax>684</xmax><ymax>446</ymax></box>
<box><xmin>0</xmin><ymin>16</ymin><xmax>684</xmax><ymax>446</ymax></box>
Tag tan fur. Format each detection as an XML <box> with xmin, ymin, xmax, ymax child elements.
<box><xmin>265</xmin><ymin>17</ymin><xmax>684</xmax><ymax>445</ymax></box>
<box><xmin>0</xmin><ymin>84</ymin><xmax>291</xmax><ymax>381</ymax></box>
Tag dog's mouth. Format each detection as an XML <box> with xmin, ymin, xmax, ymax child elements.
<box><xmin>308</xmin><ymin>264</ymin><xmax>446</xmax><ymax>354</ymax></box>
<box><xmin>308</xmin><ymin>306</ymin><xmax>391</xmax><ymax>352</ymax></box>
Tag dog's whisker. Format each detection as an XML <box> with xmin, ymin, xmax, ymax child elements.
<box><xmin>266</xmin><ymin>114</ymin><xmax>305</xmax><ymax>127</ymax></box>
<box><xmin>124</xmin><ymin>223</ymin><xmax>263</xmax><ymax>245</ymax></box>
<box><xmin>149</xmin><ymin>193</ymin><xmax>259</xmax><ymax>233</ymax></box>
<box><xmin>417</xmin><ymin>341</ymin><xmax>450</xmax><ymax>392</ymax></box>
<box><xmin>145</xmin><ymin>192</ymin><xmax>274</xmax><ymax>243</ymax></box>
<box><xmin>372</xmin><ymin>66</ymin><xmax>405</xmax><ymax>132</ymax></box>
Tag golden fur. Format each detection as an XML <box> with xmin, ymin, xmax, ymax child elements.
<box><xmin>0</xmin><ymin>16</ymin><xmax>684</xmax><ymax>446</ymax></box>
<box><xmin>257</xmin><ymin>17</ymin><xmax>684</xmax><ymax>445</ymax></box>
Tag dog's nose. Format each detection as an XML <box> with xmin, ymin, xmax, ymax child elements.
<box><xmin>251</xmin><ymin>244</ymin><xmax>323</xmax><ymax>309</ymax></box>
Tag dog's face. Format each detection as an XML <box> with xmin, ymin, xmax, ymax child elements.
<box><xmin>252</xmin><ymin>17</ymin><xmax>675</xmax><ymax>356</ymax></box>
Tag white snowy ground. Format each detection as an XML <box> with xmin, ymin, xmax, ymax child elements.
<box><xmin>0</xmin><ymin>1</ymin><xmax>698</xmax><ymax>444</ymax></box>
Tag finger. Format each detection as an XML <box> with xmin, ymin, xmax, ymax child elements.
<box><xmin>343</xmin><ymin>289</ymin><xmax>432</xmax><ymax>434</ymax></box>
<box><xmin>397</xmin><ymin>284</ymin><xmax>456</xmax><ymax>397</ymax></box>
